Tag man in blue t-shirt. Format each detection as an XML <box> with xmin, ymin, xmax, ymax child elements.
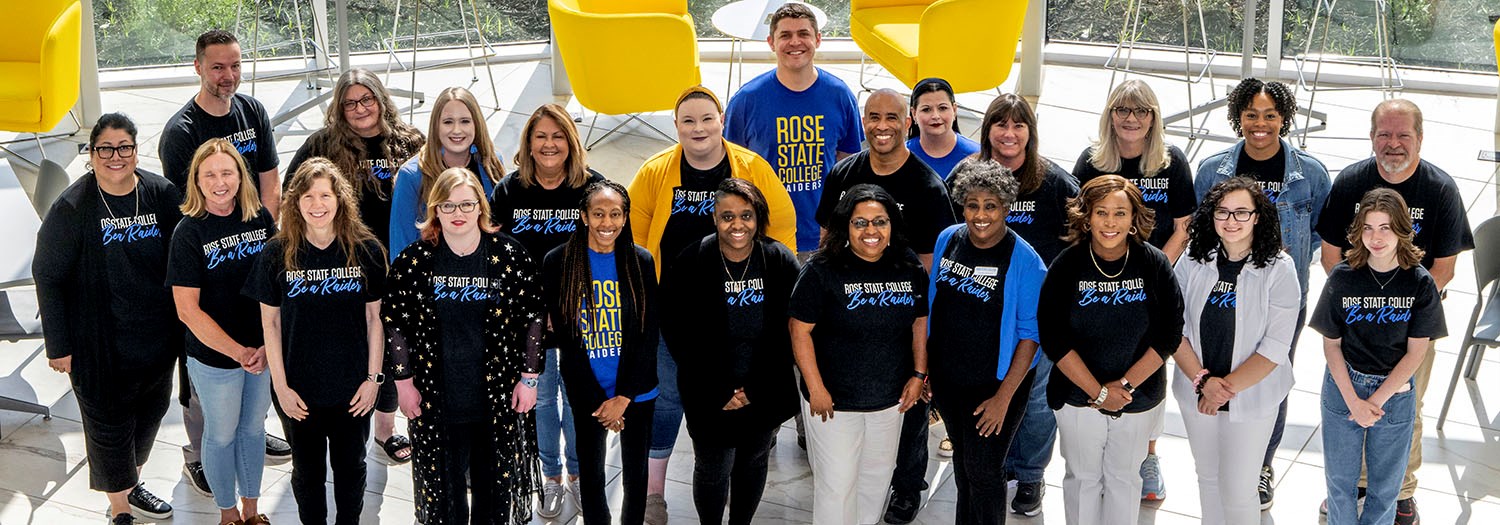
<box><xmin>724</xmin><ymin>2</ymin><xmax>863</xmax><ymax>254</ymax></box>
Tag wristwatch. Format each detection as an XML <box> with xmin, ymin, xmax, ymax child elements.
<box><xmin>912</xmin><ymin>370</ymin><xmax>928</xmax><ymax>381</ymax></box>
<box><xmin>521</xmin><ymin>376</ymin><xmax>539</xmax><ymax>389</ymax></box>
<box><xmin>366</xmin><ymin>373</ymin><xmax>386</xmax><ymax>385</ymax></box>
<box><xmin>1119</xmin><ymin>378</ymin><xmax>1136</xmax><ymax>394</ymax></box>
<box><xmin>1090</xmin><ymin>385</ymin><xmax>1109</xmax><ymax>407</ymax></box>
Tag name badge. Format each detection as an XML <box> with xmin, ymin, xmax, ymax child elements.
<box><xmin>974</xmin><ymin>266</ymin><xmax>999</xmax><ymax>277</ymax></box>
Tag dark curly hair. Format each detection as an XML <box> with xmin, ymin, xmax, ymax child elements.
<box><xmin>813</xmin><ymin>184</ymin><xmax>917</xmax><ymax>270</ymax></box>
<box><xmin>1226</xmin><ymin>78</ymin><xmax>1297</xmax><ymax>138</ymax></box>
<box><xmin>1186</xmin><ymin>177</ymin><xmax>1282</xmax><ymax>268</ymax></box>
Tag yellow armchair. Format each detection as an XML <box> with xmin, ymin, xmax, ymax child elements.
<box><xmin>850</xmin><ymin>0</ymin><xmax>1029</xmax><ymax>94</ymax></box>
<box><xmin>549</xmin><ymin>0</ymin><xmax>702</xmax><ymax>148</ymax></box>
<box><xmin>0</xmin><ymin>0</ymin><xmax>81</xmax><ymax>134</ymax></box>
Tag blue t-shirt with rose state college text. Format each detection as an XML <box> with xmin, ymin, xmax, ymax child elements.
<box><xmin>725</xmin><ymin>68</ymin><xmax>863</xmax><ymax>252</ymax></box>
<box><xmin>582</xmin><ymin>249</ymin><xmax>658</xmax><ymax>402</ymax></box>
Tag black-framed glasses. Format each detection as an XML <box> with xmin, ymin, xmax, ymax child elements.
<box><xmin>436</xmin><ymin>200</ymin><xmax>479</xmax><ymax>214</ymax></box>
<box><xmin>1111</xmin><ymin>106</ymin><xmax>1154</xmax><ymax>120</ymax></box>
<box><xmin>91</xmin><ymin>144</ymin><xmax>137</xmax><ymax>159</ymax></box>
<box><xmin>850</xmin><ymin>217</ymin><xmax>891</xmax><ymax>229</ymax></box>
<box><xmin>341</xmin><ymin>94</ymin><xmax>378</xmax><ymax>112</ymax></box>
<box><xmin>1212</xmin><ymin>208</ymin><xmax>1257</xmax><ymax>222</ymax></box>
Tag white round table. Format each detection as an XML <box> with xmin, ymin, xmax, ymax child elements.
<box><xmin>710</xmin><ymin>1</ymin><xmax>830</xmax><ymax>94</ymax></box>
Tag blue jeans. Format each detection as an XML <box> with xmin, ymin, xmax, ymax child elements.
<box><xmin>186</xmin><ymin>357</ymin><xmax>272</xmax><ymax>509</ymax></box>
<box><xmin>1321</xmin><ymin>367</ymin><xmax>1416</xmax><ymax>525</ymax></box>
<box><xmin>650</xmin><ymin>337</ymin><xmax>683</xmax><ymax>459</ymax></box>
<box><xmin>1004</xmin><ymin>354</ymin><xmax>1057</xmax><ymax>483</ymax></box>
<box><xmin>536</xmin><ymin>347</ymin><xmax>580</xmax><ymax>478</ymax></box>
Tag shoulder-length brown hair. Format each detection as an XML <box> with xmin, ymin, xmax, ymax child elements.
<box><xmin>976</xmin><ymin>93</ymin><xmax>1044</xmax><ymax>194</ymax></box>
<box><xmin>304</xmin><ymin>68</ymin><xmax>424</xmax><ymax>203</ymax></box>
<box><xmin>275</xmin><ymin>157</ymin><xmax>382</xmax><ymax>271</ymax></box>
<box><xmin>181</xmin><ymin>138</ymin><xmax>261</xmax><ymax>221</ymax></box>
<box><xmin>513</xmin><ymin>103</ymin><xmax>590</xmax><ymax>189</ymax></box>
<box><xmin>1064</xmin><ymin>174</ymin><xmax>1155</xmax><ymax>245</ymax></box>
<box><xmin>417</xmin><ymin>167</ymin><xmax>500</xmax><ymax>244</ymax></box>
<box><xmin>415</xmin><ymin>87</ymin><xmax>504</xmax><ymax>206</ymax></box>
<box><xmin>1345</xmin><ymin>188</ymin><xmax>1424</xmax><ymax>270</ymax></box>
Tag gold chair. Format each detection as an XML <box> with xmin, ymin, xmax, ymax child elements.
<box><xmin>0</xmin><ymin>0</ymin><xmax>82</xmax><ymax>169</ymax></box>
<box><xmin>850</xmin><ymin>0</ymin><xmax>1030</xmax><ymax>96</ymax></box>
<box><xmin>548</xmin><ymin>0</ymin><xmax>702</xmax><ymax>149</ymax></box>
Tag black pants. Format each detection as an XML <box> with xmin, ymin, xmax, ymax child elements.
<box><xmin>933</xmin><ymin>371</ymin><xmax>1034</xmax><ymax>525</ymax></box>
<box><xmin>889</xmin><ymin>398</ymin><xmax>931</xmax><ymax>494</ymax></box>
<box><xmin>434</xmin><ymin>421</ymin><xmax>500</xmax><ymax>525</ymax></box>
<box><xmin>573</xmin><ymin>398</ymin><xmax>655</xmax><ymax>525</ymax></box>
<box><xmin>376</xmin><ymin>379</ymin><xmax>399</xmax><ymax>413</ymax></box>
<box><xmin>691</xmin><ymin>427</ymin><xmax>778</xmax><ymax>525</ymax></box>
<box><xmin>77</xmin><ymin>365</ymin><xmax>173</xmax><ymax>493</ymax></box>
<box><xmin>277</xmin><ymin>404</ymin><xmax>371</xmax><ymax>525</ymax></box>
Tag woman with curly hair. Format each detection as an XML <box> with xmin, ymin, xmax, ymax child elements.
<box><xmin>1171</xmin><ymin>177</ymin><xmax>1298</xmax><ymax>524</ymax></box>
<box><xmin>284</xmin><ymin>68</ymin><xmax>423</xmax><ymax>463</ymax></box>
<box><xmin>384</xmin><ymin>167</ymin><xmax>544</xmax><ymax>524</ymax></box>
<box><xmin>1310</xmin><ymin>188</ymin><xmax>1444</xmax><ymax>525</ymax></box>
<box><xmin>1037</xmin><ymin>175</ymin><xmax>1183</xmax><ymax>525</ymax></box>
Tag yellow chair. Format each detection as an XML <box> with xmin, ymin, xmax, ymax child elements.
<box><xmin>850</xmin><ymin>0</ymin><xmax>1030</xmax><ymax>95</ymax></box>
<box><xmin>549</xmin><ymin>0</ymin><xmax>702</xmax><ymax>149</ymax></box>
<box><xmin>0</xmin><ymin>0</ymin><xmax>81</xmax><ymax>168</ymax></box>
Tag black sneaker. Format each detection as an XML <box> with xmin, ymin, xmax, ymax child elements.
<box><xmin>265</xmin><ymin>433</ymin><xmax>292</xmax><ymax>459</ymax></box>
<box><xmin>1258</xmin><ymin>465</ymin><xmax>1274</xmax><ymax>510</ymax></box>
<box><xmin>1395</xmin><ymin>496</ymin><xmax>1419</xmax><ymax>525</ymax></box>
<box><xmin>183</xmin><ymin>462</ymin><xmax>212</xmax><ymax>497</ymax></box>
<box><xmin>1011</xmin><ymin>481</ymin><xmax>1045</xmax><ymax>516</ymax></box>
<box><xmin>127</xmin><ymin>483</ymin><xmax>172</xmax><ymax>520</ymax></box>
<box><xmin>883</xmin><ymin>490</ymin><xmax>920</xmax><ymax>525</ymax></box>
<box><xmin>109</xmin><ymin>513</ymin><xmax>135</xmax><ymax>525</ymax></box>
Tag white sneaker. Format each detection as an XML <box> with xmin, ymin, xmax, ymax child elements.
<box><xmin>538</xmin><ymin>480</ymin><xmax>565</xmax><ymax>518</ymax></box>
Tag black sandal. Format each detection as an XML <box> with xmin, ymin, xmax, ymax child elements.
<box><xmin>376</xmin><ymin>434</ymin><xmax>413</xmax><ymax>464</ymax></box>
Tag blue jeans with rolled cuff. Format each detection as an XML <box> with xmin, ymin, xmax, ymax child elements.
<box><xmin>1321</xmin><ymin>366</ymin><xmax>1415</xmax><ymax>525</ymax></box>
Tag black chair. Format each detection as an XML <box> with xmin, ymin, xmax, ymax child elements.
<box><xmin>0</xmin><ymin>158</ymin><xmax>65</xmax><ymax>435</ymax></box>
<box><xmin>1437</xmin><ymin>215</ymin><xmax>1500</xmax><ymax>430</ymax></box>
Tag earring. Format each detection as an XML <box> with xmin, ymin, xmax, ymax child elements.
<box><xmin>1129</xmin><ymin>226</ymin><xmax>1138</xmax><ymax>235</ymax></box>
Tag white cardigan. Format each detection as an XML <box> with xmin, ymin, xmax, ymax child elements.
<box><xmin>1172</xmin><ymin>249</ymin><xmax>1299</xmax><ymax>422</ymax></box>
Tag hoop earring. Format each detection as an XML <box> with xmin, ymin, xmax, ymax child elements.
<box><xmin>1129</xmin><ymin>226</ymin><xmax>1138</xmax><ymax>235</ymax></box>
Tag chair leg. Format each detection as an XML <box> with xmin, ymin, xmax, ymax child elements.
<box><xmin>1464</xmin><ymin>344</ymin><xmax>1487</xmax><ymax>380</ymax></box>
<box><xmin>584</xmin><ymin>113</ymin><xmax>673</xmax><ymax>151</ymax></box>
<box><xmin>1437</xmin><ymin>337</ymin><xmax>1477</xmax><ymax>431</ymax></box>
<box><xmin>0</xmin><ymin>396</ymin><xmax>50</xmax><ymax>419</ymax></box>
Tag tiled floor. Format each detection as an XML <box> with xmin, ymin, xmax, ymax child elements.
<box><xmin>2</xmin><ymin>47</ymin><xmax>1499</xmax><ymax>524</ymax></box>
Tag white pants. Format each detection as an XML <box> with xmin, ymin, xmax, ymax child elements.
<box><xmin>1147</xmin><ymin>401</ymin><xmax>1166</xmax><ymax>441</ymax></box>
<box><xmin>801</xmin><ymin>399</ymin><xmax>902</xmax><ymax>525</ymax></box>
<box><xmin>1055</xmin><ymin>404</ymin><xmax>1154</xmax><ymax>525</ymax></box>
<box><xmin>1181</xmin><ymin>408</ymin><xmax>1277</xmax><ymax>525</ymax></box>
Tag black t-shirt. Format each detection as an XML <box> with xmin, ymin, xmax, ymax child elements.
<box><xmin>816</xmin><ymin>151</ymin><xmax>956</xmax><ymax>255</ymax></box>
<box><xmin>1072</xmin><ymin>145</ymin><xmax>1197</xmax><ymax>249</ymax></box>
<box><xmin>788</xmin><ymin>251</ymin><xmax>929</xmax><ymax>411</ymax></box>
<box><xmin>1199</xmin><ymin>256</ymin><xmax>1246</xmax><ymax>397</ymax></box>
<box><xmin>1038</xmin><ymin>242</ymin><xmax>1183</xmax><ymax>413</ymax></box>
<box><xmin>243</xmin><ymin>238</ymin><xmax>388</xmax><ymax>408</ymax></box>
<box><xmin>1006</xmin><ymin>160</ymin><xmax>1079</xmax><ymax>266</ymax></box>
<box><xmin>287</xmin><ymin>136</ymin><xmax>401</xmax><ymax>249</ymax></box>
<box><xmin>1235</xmin><ymin>147</ymin><xmax>1287</xmax><ymax>204</ymax></box>
<box><xmin>929</xmin><ymin>229</ymin><xmax>1014</xmax><ymax>398</ymax></box>
<box><xmin>723</xmin><ymin>250</ymin><xmax>766</xmax><ymax>384</ymax></box>
<box><xmin>1315</xmin><ymin>159</ymin><xmax>1475</xmax><ymax>269</ymax></box>
<box><xmin>659</xmin><ymin>156</ymin><xmax>731</xmax><ymax>278</ymax></box>
<box><xmin>490</xmin><ymin>169</ymin><xmax>607</xmax><ymax>261</ymax></box>
<box><xmin>159</xmin><ymin>93</ymin><xmax>280</xmax><ymax>190</ymax></box>
<box><xmin>1310</xmin><ymin>263</ymin><xmax>1447</xmax><ymax>375</ymax></box>
<box><xmin>166</xmin><ymin>207</ymin><xmax>276</xmax><ymax>369</ymax></box>
<box><xmin>98</xmin><ymin>188</ymin><xmax>177</xmax><ymax>366</ymax></box>
<box><xmin>432</xmin><ymin>242</ymin><xmax>491</xmax><ymax>423</ymax></box>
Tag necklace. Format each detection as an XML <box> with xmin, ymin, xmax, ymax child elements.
<box><xmin>721</xmin><ymin>247</ymin><xmax>752</xmax><ymax>283</ymax></box>
<box><xmin>1090</xmin><ymin>245</ymin><xmax>1128</xmax><ymax>279</ymax></box>
<box><xmin>1370</xmin><ymin>266</ymin><xmax>1397</xmax><ymax>289</ymax></box>
<box><xmin>97</xmin><ymin>176</ymin><xmax>139</xmax><ymax>220</ymax></box>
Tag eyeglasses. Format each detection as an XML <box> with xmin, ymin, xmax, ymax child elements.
<box><xmin>850</xmin><ymin>217</ymin><xmax>891</xmax><ymax>229</ymax></box>
<box><xmin>1212</xmin><ymin>208</ymin><xmax>1257</xmax><ymax>222</ymax></box>
<box><xmin>1111</xmin><ymin>106</ymin><xmax>1154</xmax><ymax>120</ymax></box>
<box><xmin>91</xmin><ymin>144</ymin><xmax>137</xmax><ymax>159</ymax></box>
<box><xmin>436</xmin><ymin>200</ymin><xmax>479</xmax><ymax>214</ymax></box>
<box><xmin>341</xmin><ymin>94</ymin><xmax>378</xmax><ymax>112</ymax></box>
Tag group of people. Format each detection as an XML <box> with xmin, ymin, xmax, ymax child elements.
<box><xmin>35</xmin><ymin>5</ymin><xmax>1475</xmax><ymax>525</ymax></box>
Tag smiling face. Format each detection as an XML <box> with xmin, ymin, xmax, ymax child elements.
<box><xmin>912</xmin><ymin>91</ymin><xmax>956</xmax><ymax>140</ymax></box>
<box><xmin>987</xmin><ymin>118</ymin><xmax>1029</xmax><ymax>169</ymax></box>
<box><xmin>1360</xmin><ymin>211</ymin><xmax>1397</xmax><ymax>265</ymax></box>
<box><xmin>1088</xmin><ymin>190</ymin><xmax>1134</xmax><ymax>255</ymax></box>
<box><xmin>342</xmin><ymin>84</ymin><xmax>382</xmax><ymax>138</ymax></box>
<box><xmin>195</xmin><ymin>43</ymin><xmax>242</xmax><ymax>100</ymax></box>
<box><xmin>1212</xmin><ymin>189</ymin><xmax>1258</xmax><ymax>252</ymax></box>
<box><xmin>197</xmin><ymin>152</ymin><xmax>242</xmax><ymax>214</ymax></box>
<box><xmin>91</xmin><ymin>127</ymin><xmax>138</xmax><ymax>184</ymax></box>
<box><xmin>1371</xmin><ymin>108</ymin><xmax>1422</xmax><ymax>178</ymax></box>
<box><xmin>436</xmin><ymin>100</ymin><xmax>475</xmax><ymax>158</ymax></box>
<box><xmin>848</xmin><ymin>200</ymin><xmax>891</xmax><ymax>262</ymax></box>
<box><xmin>715</xmin><ymin>194</ymin><xmax>758</xmax><ymax>257</ymax></box>
<box><xmin>299</xmin><ymin>177</ymin><xmax>339</xmax><ymax>230</ymax></box>
<box><xmin>437</xmin><ymin>185</ymin><xmax>480</xmax><ymax>239</ymax></box>
<box><xmin>675</xmin><ymin>97</ymin><xmax>725</xmax><ymax>160</ymax></box>
<box><xmin>581</xmin><ymin>188</ymin><xmax>626</xmax><ymax>253</ymax></box>
<box><xmin>1111</xmin><ymin>103</ymin><xmax>1153</xmax><ymax>149</ymax></box>
<box><xmin>529</xmin><ymin>115</ymin><xmax>570</xmax><ymax>176</ymax></box>
<box><xmin>768</xmin><ymin>17</ymin><xmax>820</xmax><ymax>72</ymax></box>
<box><xmin>963</xmin><ymin>190</ymin><xmax>1008</xmax><ymax>249</ymax></box>
<box><xmin>863</xmin><ymin>93</ymin><xmax>908</xmax><ymax>156</ymax></box>
<box><xmin>1239</xmin><ymin>92</ymin><xmax>1283</xmax><ymax>156</ymax></box>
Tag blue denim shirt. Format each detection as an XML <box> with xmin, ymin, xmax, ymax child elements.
<box><xmin>1195</xmin><ymin>138</ymin><xmax>1331</xmax><ymax>298</ymax></box>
